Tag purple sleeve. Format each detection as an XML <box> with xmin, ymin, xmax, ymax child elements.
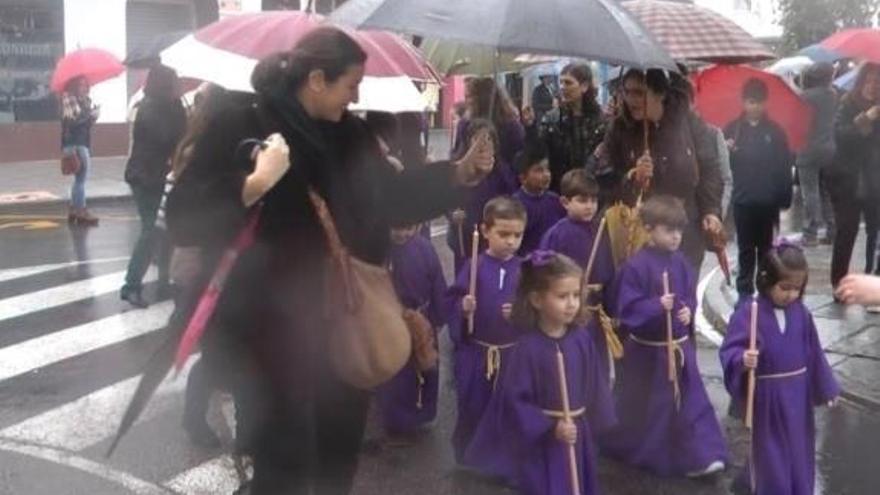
<box><xmin>719</xmin><ymin>303</ymin><xmax>751</xmax><ymax>408</ymax></box>
<box><xmin>538</xmin><ymin>224</ymin><xmax>559</xmax><ymax>252</ymax></box>
<box><xmin>615</xmin><ymin>262</ymin><xmax>665</xmax><ymax>334</ymax></box>
<box><xmin>501</xmin><ymin>347</ymin><xmax>556</xmax><ymax>447</ymax></box>
<box><xmin>445</xmin><ymin>260</ymin><xmax>472</xmax><ymax>345</ymax></box>
<box><xmin>679</xmin><ymin>258</ymin><xmax>698</xmax><ymax>319</ymax></box>
<box><xmin>805</xmin><ymin>309</ymin><xmax>841</xmax><ymax>405</ymax></box>
<box><xmin>451</xmin><ymin>118</ymin><xmax>469</xmax><ymax>160</ymax></box>
<box><xmin>426</xmin><ymin>245</ymin><xmax>449</xmax><ymax>328</ymax></box>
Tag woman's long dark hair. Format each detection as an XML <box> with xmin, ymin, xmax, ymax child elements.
<box><xmin>170</xmin><ymin>84</ymin><xmax>229</xmax><ymax>178</ymax></box>
<box><xmin>251</xmin><ymin>26</ymin><xmax>367</xmax><ymax>96</ymax></box>
<box><xmin>143</xmin><ymin>65</ymin><xmax>179</xmax><ymax>101</ymax></box>
<box><xmin>843</xmin><ymin>63</ymin><xmax>880</xmax><ymax>107</ymax></box>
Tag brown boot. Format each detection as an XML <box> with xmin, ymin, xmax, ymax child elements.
<box><xmin>74</xmin><ymin>208</ymin><xmax>99</xmax><ymax>226</ymax></box>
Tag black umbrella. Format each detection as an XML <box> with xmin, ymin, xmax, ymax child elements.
<box><xmin>124</xmin><ymin>30</ymin><xmax>189</xmax><ymax>68</ymax></box>
<box><xmin>329</xmin><ymin>0</ymin><xmax>676</xmax><ymax>69</ymax></box>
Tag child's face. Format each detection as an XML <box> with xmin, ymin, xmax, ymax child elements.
<box><xmin>647</xmin><ymin>224</ymin><xmax>683</xmax><ymax>252</ymax></box>
<box><xmin>520</xmin><ymin>160</ymin><xmax>552</xmax><ymax>194</ymax></box>
<box><xmin>529</xmin><ymin>275</ymin><xmax>582</xmax><ymax>331</ymax></box>
<box><xmin>390</xmin><ymin>225</ymin><xmax>419</xmax><ymax>245</ymax></box>
<box><xmin>768</xmin><ymin>272</ymin><xmax>806</xmax><ymax>307</ymax></box>
<box><xmin>743</xmin><ymin>98</ymin><xmax>766</xmax><ymax>122</ymax></box>
<box><xmin>481</xmin><ymin>218</ymin><xmax>525</xmax><ymax>259</ymax></box>
<box><xmin>562</xmin><ymin>195</ymin><xmax>598</xmax><ymax>222</ymax></box>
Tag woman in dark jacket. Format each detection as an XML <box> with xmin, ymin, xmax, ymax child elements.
<box><xmin>525</xmin><ymin>63</ymin><xmax>606</xmax><ymax>192</ymax></box>
<box><xmin>167</xmin><ymin>27</ymin><xmax>492</xmax><ymax>494</ymax></box>
<box><xmin>599</xmin><ymin>68</ymin><xmax>724</xmax><ymax>271</ymax></box>
<box><xmin>829</xmin><ymin>63</ymin><xmax>880</xmax><ymax>289</ymax></box>
<box><xmin>120</xmin><ymin>65</ymin><xmax>187</xmax><ymax>308</ymax></box>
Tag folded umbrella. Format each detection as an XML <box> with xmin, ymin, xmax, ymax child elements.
<box><xmin>330</xmin><ymin>0</ymin><xmax>676</xmax><ymax>70</ymax></box>
<box><xmin>621</xmin><ymin>0</ymin><xmax>774</xmax><ymax>64</ymax></box>
<box><xmin>50</xmin><ymin>48</ymin><xmax>124</xmax><ymax>93</ymax></box>
<box><xmin>693</xmin><ymin>65</ymin><xmax>814</xmax><ymax>153</ymax></box>
<box><xmin>820</xmin><ymin>28</ymin><xmax>880</xmax><ymax>64</ymax></box>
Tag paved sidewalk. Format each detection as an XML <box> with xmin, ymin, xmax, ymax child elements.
<box><xmin>702</xmin><ymin>206</ymin><xmax>880</xmax><ymax>410</ymax></box>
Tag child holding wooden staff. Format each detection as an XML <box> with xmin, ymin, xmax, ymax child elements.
<box><xmin>601</xmin><ymin>195</ymin><xmax>728</xmax><ymax>478</ymax></box>
<box><xmin>514</xmin><ymin>142</ymin><xmax>566</xmax><ymax>256</ymax></box>
<box><xmin>539</xmin><ymin>169</ymin><xmax>621</xmax><ymax>383</ymax></box>
<box><xmin>446</xmin><ymin>196</ymin><xmax>526</xmax><ymax>464</ymax></box>
<box><xmin>720</xmin><ymin>243</ymin><xmax>840</xmax><ymax>494</ymax></box>
<box><xmin>464</xmin><ymin>251</ymin><xmax>615</xmax><ymax>494</ymax></box>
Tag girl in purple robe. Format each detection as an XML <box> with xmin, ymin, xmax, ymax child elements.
<box><xmin>446</xmin><ymin>196</ymin><xmax>527</xmax><ymax>464</ymax></box>
<box><xmin>540</xmin><ymin>169</ymin><xmax>620</xmax><ymax>384</ymax></box>
<box><xmin>375</xmin><ymin>223</ymin><xmax>448</xmax><ymax>440</ymax></box>
<box><xmin>447</xmin><ymin>119</ymin><xmax>519</xmax><ymax>273</ymax></box>
<box><xmin>465</xmin><ymin>251</ymin><xmax>616</xmax><ymax>494</ymax></box>
<box><xmin>602</xmin><ymin>195</ymin><xmax>728</xmax><ymax>477</ymax></box>
<box><xmin>720</xmin><ymin>244</ymin><xmax>840</xmax><ymax>494</ymax></box>
<box><xmin>514</xmin><ymin>144</ymin><xmax>566</xmax><ymax>257</ymax></box>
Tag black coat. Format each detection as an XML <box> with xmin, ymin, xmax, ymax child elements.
<box><xmin>724</xmin><ymin>116</ymin><xmax>794</xmax><ymax>208</ymax></box>
<box><xmin>124</xmin><ymin>97</ymin><xmax>187</xmax><ymax>189</ymax></box>
<box><xmin>829</xmin><ymin>95</ymin><xmax>880</xmax><ymax>201</ymax></box>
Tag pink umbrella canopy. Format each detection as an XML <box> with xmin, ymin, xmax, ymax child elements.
<box><xmin>50</xmin><ymin>48</ymin><xmax>125</xmax><ymax>93</ymax></box>
<box><xmin>190</xmin><ymin>11</ymin><xmax>440</xmax><ymax>82</ymax></box>
<box><xmin>621</xmin><ymin>0</ymin><xmax>774</xmax><ymax>64</ymax></box>
<box><xmin>820</xmin><ymin>28</ymin><xmax>880</xmax><ymax>63</ymax></box>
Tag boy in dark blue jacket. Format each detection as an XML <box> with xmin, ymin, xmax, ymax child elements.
<box><xmin>724</xmin><ymin>78</ymin><xmax>794</xmax><ymax>303</ymax></box>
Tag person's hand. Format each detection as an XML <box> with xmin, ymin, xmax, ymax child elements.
<box><xmin>660</xmin><ymin>293</ymin><xmax>675</xmax><ymax>312</ymax></box>
<box><xmin>743</xmin><ymin>349</ymin><xmax>759</xmax><ymax>370</ymax></box>
<box><xmin>702</xmin><ymin>214</ymin><xmax>723</xmax><ymax>235</ymax></box>
<box><xmin>522</xmin><ymin>106</ymin><xmax>535</xmax><ymax>127</ymax></box>
<box><xmin>501</xmin><ymin>303</ymin><xmax>513</xmax><ymax>321</ymax></box>
<box><xmin>462</xmin><ymin>295</ymin><xmax>477</xmax><ymax>315</ymax></box>
<box><xmin>554</xmin><ymin>419</ymin><xmax>577</xmax><ymax>445</ymax></box>
<box><xmin>632</xmin><ymin>152</ymin><xmax>653</xmax><ymax>184</ymax></box>
<box><xmin>677</xmin><ymin>306</ymin><xmax>692</xmax><ymax>326</ymax></box>
<box><xmin>827</xmin><ymin>398</ymin><xmax>839</xmax><ymax>408</ymax></box>
<box><xmin>835</xmin><ymin>274</ymin><xmax>880</xmax><ymax>306</ymax></box>
<box><xmin>451</xmin><ymin>208</ymin><xmax>466</xmax><ymax>225</ymax></box>
<box><xmin>866</xmin><ymin>105</ymin><xmax>880</xmax><ymax>121</ymax></box>
<box><xmin>243</xmin><ymin>133</ymin><xmax>291</xmax><ymax>206</ymax></box>
<box><xmin>725</xmin><ymin>138</ymin><xmax>736</xmax><ymax>151</ymax></box>
<box><xmin>454</xmin><ymin>132</ymin><xmax>494</xmax><ymax>187</ymax></box>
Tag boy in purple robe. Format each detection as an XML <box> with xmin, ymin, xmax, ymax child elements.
<box><xmin>602</xmin><ymin>195</ymin><xmax>728</xmax><ymax>477</ymax></box>
<box><xmin>513</xmin><ymin>143</ymin><xmax>566</xmax><ymax>257</ymax></box>
<box><xmin>720</xmin><ymin>244</ymin><xmax>840</xmax><ymax>494</ymax></box>
<box><xmin>464</xmin><ymin>251</ymin><xmax>616</xmax><ymax>494</ymax></box>
<box><xmin>447</xmin><ymin>119</ymin><xmax>519</xmax><ymax>273</ymax></box>
<box><xmin>540</xmin><ymin>169</ymin><xmax>620</xmax><ymax>383</ymax></box>
<box><xmin>446</xmin><ymin>196</ymin><xmax>526</xmax><ymax>464</ymax></box>
<box><xmin>375</xmin><ymin>223</ymin><xmax>448</xmax><ymax>440</ymax></box>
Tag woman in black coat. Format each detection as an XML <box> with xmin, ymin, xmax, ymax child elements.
<box><xmin>829</xmin><ymin>63</ymin><xmax>880</xmax><ymax>289</ymax></box>
<box><xmin>121</xmin><ymin>65</ymin><xmax>187</xmax><ymax>307</ymax></box>
<box><xmin>167</xmin><ymin>27</ymin><xmax>492</xmax><ymax>494</ymax></box>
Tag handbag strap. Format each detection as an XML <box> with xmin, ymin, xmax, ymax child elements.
<box><xmin>307</xmin><ymin>187</ymin><xmax>361</xmax><ymax>311</ymax></box>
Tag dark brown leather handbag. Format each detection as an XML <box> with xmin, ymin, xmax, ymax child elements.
<box><xmin>308</xmin><ymin>188</ymin><xmax>418</xmax><ymax>389</ymax></box>
<box><xmin>61</xmin><ymin>151</ymin><xmax>81</xmax><ymax>176</ymax></box>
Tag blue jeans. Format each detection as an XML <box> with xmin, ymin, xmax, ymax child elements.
<box><xmin>63</xmin><ymin>145</ymin><xmax>90</xmax><ymax>209</ymax></box>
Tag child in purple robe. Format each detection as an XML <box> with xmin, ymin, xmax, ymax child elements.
<box><xmin>446</xmin><ymin>196</ymin><xmax>526</xmax><ymax>464</ymax></box>
<box><xmin>602</xmin><ymin>195</ymin><xmax>728</xmax><ymax>477</ymax></box>
<box><xmin>720</xmin><ymin>243</ymin><xmax>840</xmax><ymax>494</ymax></box>
<box><xmin>447</xmin><ymin>119</ymin><xmax>519</xmax><ymax>273</ymax></box>
<box><xmin>540</xmin><ymin>169</ymin><xmax>620</xmax><ymax>384</ymax></box>
<box><xmin>513</xmin><ymin>143</ymin><xmax>566</xmax><ymax>257</ymax></box>
<box><xmin>375</xmin><ymin>223</ymin><xmax>448</xmax><ymax>441</ymax></box>
<box><xmin>465</xmin><ymin>251</ymin><xmax>616</xmax><ymax>494</ymax></box>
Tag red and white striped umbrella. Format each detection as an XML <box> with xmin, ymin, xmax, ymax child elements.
<box><xmin>622</xmin><ymin>0</ymin><xmax>774</xmax><ymax>64</ymax></box>
<box><xmin>160</xmin><ymin>11</ymin><xmax>440</xmax><ymax>111</ymax></box>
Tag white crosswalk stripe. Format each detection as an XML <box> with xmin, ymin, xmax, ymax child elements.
<box><xmin>0</xmin><ymin>262</ymin><xmax>235</xmax><ymax>494</ymax></box>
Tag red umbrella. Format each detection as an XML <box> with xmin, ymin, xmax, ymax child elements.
<box><xmin>622</xmin><ymin>0</ymin><xmax>774</xmax><ymax>64</ymax></box>
<box><xmin>692</xmin><ymin>65</ymin><xmax>814</xmax><ymax>152</ymax></box>
<box><xmin>50</xmin><ymin>48</ymin><xmax>124</xmax><ymax>93</ymax></box>
<box><xmin>820</xmin><ymin>28</ymin><xmax>880</xmax><ymax>63</ymax></box>
<box><xmin>180</xmin><ymin>11</ymin><xmax>440</xmax><ymax>82</ymax></box>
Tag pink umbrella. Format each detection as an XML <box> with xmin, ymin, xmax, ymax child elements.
<box><xmin>50</xmin><ymin>48</ymin><xmax>124</xmax><ymax>93</ymax></box>
<box><xmin>820</xmin><ymin>28</ymin><xmax>880</xmax><ymax>63</ymax></box>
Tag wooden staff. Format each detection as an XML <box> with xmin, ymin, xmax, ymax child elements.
<box><xmin>582</xmin><ymin>216</ymin><xmax>607</xmax><ymax>296</ymax></box>
<box><xmin>457</xmin><ymin>217</ymin><xmax>466</xmax><ymax>259</ymax></box>
<box><xmin>662</xmin><ymin>271</ymin><xmax>674</xmax><ymax>383</ymax></box>
<box><xmin>555</xmin><ymin>347</ymin><xmax>581</xmax><ymax>495</ymax></box>
<box><xmin>745</xmin><ymin>299</ymin><xmax>758</xmax><ymax>429</ymax></box>
<box><xmin>467</xmin><ymin>225</ymin><xmax>480</xmax><ymax>335</ymax></box>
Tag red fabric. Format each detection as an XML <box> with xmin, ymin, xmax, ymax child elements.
<box><xmin>194</xmin><ymin>11</ymin><xmax>440</xmax><ymax>82</ymax></box>
<box><xmin>50</xmin><ymin>48</ymin><xmax>124</xmax><ymax>93</ymax></box>
<box><xmin>692</xmin><ymin>65</ymin><xmax>813</xmax><ymax>153</ymax></box>
<box><xmin>174</xmin><ymin>208</ymin><xmax>261</xmax><ymax>372</ymax></box>
<box><xmin>621</xmin><ymin>0</ymin><xmax>774</xmax><ymax>64</ymax></box>
<box><xmin>820</xmin><ymin>28</ymin><xmax>880</xmax><ymax>63</ymax></box>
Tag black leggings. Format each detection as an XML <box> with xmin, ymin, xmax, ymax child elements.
<box><xmin>831</xmin><ymin>194</ymin><xmax>880</xmax><ymax>286</ymax></box>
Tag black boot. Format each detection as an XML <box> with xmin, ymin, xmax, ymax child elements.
<box><xmin>120</xmin><ymin>286</ymin><xmax>149</xmax><ymax>308</ymax></box>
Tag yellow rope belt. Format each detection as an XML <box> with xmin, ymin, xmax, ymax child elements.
<box><xmin>629</xmin><ymin>333</ymin><xmax>689</xmax><ymax>410</ymax></box>
<box><xmin>472</xmin><ymin>338</ymin><xmax>517</xmax><ymax>386</ymax></box>
<box><xmin>541</xmin><ymin>407</ymin><xmax>586</xmax><ymax>419</ymax></box>
<box><xmin>757</xmin><ymin>366</ymin><xmax>807</xmax><ymax>380</ymax></box>
<box><xmin>585</xmin><ymin>304</ymin><xmax>624</xmax><ymax>359</ymax></box>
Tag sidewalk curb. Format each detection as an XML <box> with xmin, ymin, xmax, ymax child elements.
<box><xmin>700</xmin><ymin>268</ymin><xmax>880</xmax><ymax>412</ymax></box>
<box><xmin>0</xmin><ymin>194</ymin><xmax>131</xmax><ymax>213</ymax></box>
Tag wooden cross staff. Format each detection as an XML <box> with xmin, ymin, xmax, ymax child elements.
<box><xmin>555</xmin><ymin>346</ymin><xmax>581</xmax><ymax>495</ymax></box>
<box><xmin>746</xmin><ymin>299</ymin><xmax>758</xmax><ymax>429</ymax></box>
<box><xmin>467</xmin><ymin>225</ymin><xmax>480</xmax><ymax>335</ymax></box>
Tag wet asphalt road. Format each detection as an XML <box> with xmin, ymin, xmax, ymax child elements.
<box><xmin>1</xmin><ymin>201</ymin><xmax>879</xmax><ymax>494</ymax></box>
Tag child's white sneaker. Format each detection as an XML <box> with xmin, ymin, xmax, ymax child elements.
<box><xmin>686</xmin><ymin>460</ymin><xmax>725</xmax><ymax>478</ymax></box>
